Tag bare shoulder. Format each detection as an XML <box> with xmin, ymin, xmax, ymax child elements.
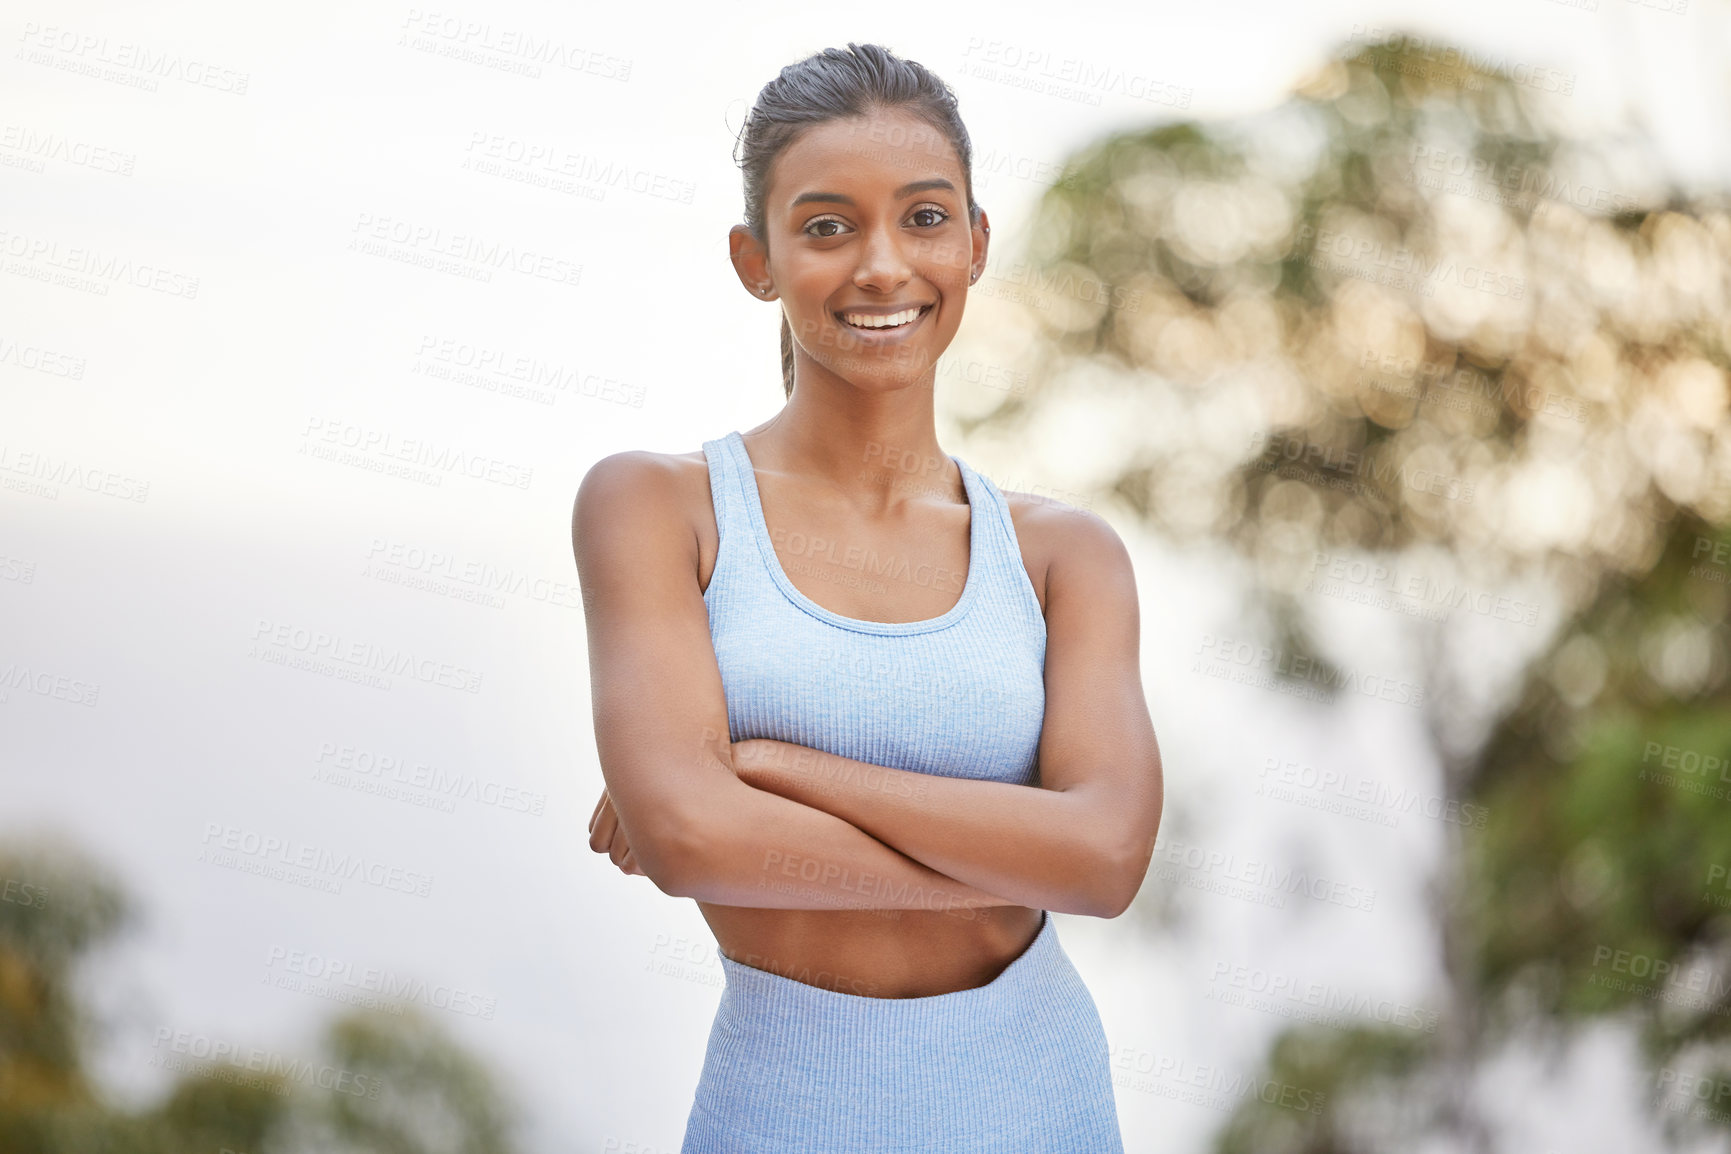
<box><xmin>573</xmin><ymin>447</ymin><xmax>708</xmax><ymax>516</ymax></box>
<box><xmin>1000</xmin><ymin>489</ymin><xmax>1136</xmax><ymax>602</ymax></box>
<box><xmin>570</xmin><ymin>447</ymin><xmax>714</xmax><ymax>563</ymax></box>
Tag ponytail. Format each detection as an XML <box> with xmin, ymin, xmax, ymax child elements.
<box><xmin>779</xmin><ymin>313</ymin><xmax>794</xmax><ymax>398</ymax></box>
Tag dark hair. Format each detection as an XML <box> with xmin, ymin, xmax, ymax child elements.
<box><xmin>733</xmin><ymin>43</ymin><xmax>981</xmax><ymax>399</ymax></box>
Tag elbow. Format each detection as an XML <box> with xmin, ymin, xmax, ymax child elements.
<box><xmin>1084</xmin><ymin>874</ymin><xmax>1139</xmax><ymax>920</ymax></box>
<box><xmin>628</xmin><ymin>805</ymin><xmax>713</xmax><ymax>898</ymax></box>
<box><xmin>1089</xmin><ymin>826</ymin><xmax>1158</xmax><ymax>919</ymax></box>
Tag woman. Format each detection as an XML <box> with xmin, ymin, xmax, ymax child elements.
<box><xmin>573</xmin><ymin>42</ymin><xmax>1163</xmax><ymax>1153</ymax></box>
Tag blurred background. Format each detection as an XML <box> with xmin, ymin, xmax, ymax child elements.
<box><xmin>4</xmin><ymin>1</ymin><xmax>1730</xmax><ymax>1150</ymax></box>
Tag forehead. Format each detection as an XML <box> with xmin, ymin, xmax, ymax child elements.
<box><xmin>769</xmin><ymin>109</ymin><xmax>965</xmax><ymax>205</ymax></box>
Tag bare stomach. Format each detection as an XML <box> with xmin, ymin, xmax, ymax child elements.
<box><xmin>695</xmin><ymin>902</ymin><xmax>1044</xmax><ymax>999</ymax></box>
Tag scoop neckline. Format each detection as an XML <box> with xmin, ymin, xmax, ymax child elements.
<box><xmin>725</xmin><ymin>430</ymin><xmax>983</xmax><ymax>636</ymax></box>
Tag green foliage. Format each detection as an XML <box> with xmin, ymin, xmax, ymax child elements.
<box><xmin>0</xmin><ymin>841</ymin><xmax>520</xmax><ymax>1154</ymax></box>
<box><xmin>971</xmin><ymin>27</ymin><xmax>1731</xmax><ymax>1151</ymax></box>
<box><xmin>1213</xmin><ymin>1026</ymin><xmax>1432</xmax><ymax>1154</ymax></box>
<box><xmin>1465</xmin><ymin>515</ymin><xmax>1731</xmax><ymax>1051</ymax></box>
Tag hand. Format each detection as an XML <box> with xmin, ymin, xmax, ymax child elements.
<box><xmin>587</xmin><ymin>787</ymin><xmax>644</xmax><ymax>876</ymax></box>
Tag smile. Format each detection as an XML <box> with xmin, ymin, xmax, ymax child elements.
<box><xmin>837</xmin><ymin>304</ymin><xmax>932</xmax><ymax>330</ymax></box>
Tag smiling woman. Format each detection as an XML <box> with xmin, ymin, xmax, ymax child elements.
<box><xmin>571</xmin><ymin>41</ymin><xmax>1162</xmax><ymax>1153</ymax></box>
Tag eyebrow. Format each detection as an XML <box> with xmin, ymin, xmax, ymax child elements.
<box><xmin>790</xmin><ymin>178</ymin><xmax>957</xmax><ymax>209</ymax></box>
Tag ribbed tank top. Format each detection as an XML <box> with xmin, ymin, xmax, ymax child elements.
<box><xmin>701</xmin><ymin>430</ymin><xmax>1047</xmax><ymax>785</ymax></box>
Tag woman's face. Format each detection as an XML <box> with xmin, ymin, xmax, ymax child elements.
<box><xmin>737</xmin><ymin>107</ymin><xmax>988</xmax><ymax>390</ymax></box>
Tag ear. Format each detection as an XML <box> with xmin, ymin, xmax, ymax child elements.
<box><xmin>729</xmin><ymin>224</ymin><xmax>777</xmax><ymax>301</ymax></box>
<box><xmin>970</xmin><ymin>208</ymin><xmax>991</xmax><ymax>285</ymax></box>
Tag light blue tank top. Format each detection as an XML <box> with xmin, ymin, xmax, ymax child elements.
<box><xmin>701</xmin><ymin>430</ymin><xmax>1047</xmax><ymax>785</ymax></box>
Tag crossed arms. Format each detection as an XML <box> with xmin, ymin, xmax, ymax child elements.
<box><xmin>572</xmin><ymin>452</ymin><xmax>1163</xmax><ymax>920</ymax></box>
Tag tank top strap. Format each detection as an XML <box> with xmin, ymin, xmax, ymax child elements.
<box><xmin>701</xmin><ymin>431</ymin><xmax>754</xmax><ymax>589</ymax></box>
<box><xmin>953</xmin><ymin>455</ymin><xmax>1048</xmax><ymax>637</ymax></box>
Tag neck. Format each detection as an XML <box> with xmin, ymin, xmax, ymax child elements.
<box><xmin>743</xmin><ymin>362</ymin><xmax>962</xmax><ymax>508</ymax></box>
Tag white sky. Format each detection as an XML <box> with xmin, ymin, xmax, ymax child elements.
<box><xmin>3</xmin><ymin>0</ymin><xmax>1726</xmax><ymax>1149</ymax></box>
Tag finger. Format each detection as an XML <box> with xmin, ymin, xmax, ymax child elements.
<box><xmin>589</xmin><ymin>802</ymin><xmax>618</xmax><ymax>854</ymax></box>
<box><xmin>620</xmin><ymin>846</ymin><xmax>643</xmax><ymax>876</ymax></box>
<box><xmin>588</xmin><ymin>788</ymin><xmax>609</xmax><ymax>834</ymax></box>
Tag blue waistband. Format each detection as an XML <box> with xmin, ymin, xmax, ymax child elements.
<box><xmin>686</xmin><ymin>911</ymin><xmax>1124</xmax><ymax>1150</ymax></box>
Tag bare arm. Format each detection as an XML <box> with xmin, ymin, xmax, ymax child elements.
<box><xmin>572</xmin><ymin>451</ymin><xmax>1019</xmax><ymax>916</ymax></box>
<box><xmin>732</xmin><ymin>504</ymin><xmax>1164</xmax><ymax>918</ymax></box>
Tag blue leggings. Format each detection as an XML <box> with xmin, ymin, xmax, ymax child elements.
<box><xmin>680</xmin><ymin>911</ymin><xmax>1125</xmax><ymax>1152</ymax></box>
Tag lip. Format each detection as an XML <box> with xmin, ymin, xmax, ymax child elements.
<box><xmin>832</xmin><ymin>303</ymin><xmax>934</xmax><ymax>344</ymax></box>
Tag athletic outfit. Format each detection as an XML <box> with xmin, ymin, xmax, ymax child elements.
<box><xmin>679</xmin><ymin>431</ymin><xmax>1124</xmax><ymax>1152</ymax></box>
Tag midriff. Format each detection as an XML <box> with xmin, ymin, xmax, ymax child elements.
<box><xmin>697</xmin><ymin>902</ymin><xmax>1044</xmax><ymax>999</ymax></box>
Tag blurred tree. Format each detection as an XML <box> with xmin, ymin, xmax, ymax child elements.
<box><xmin>960</xmin><ymin>31</ymin><xmax>1731</xmax><ymax>1152</ymax></box>
<box><xmin>0</xmin><ymin>841</ymin><xmax>521</xmax><ymax>1154</ymax></box>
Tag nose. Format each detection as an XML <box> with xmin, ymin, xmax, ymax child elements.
<box><xmin>851</xmin><ymin>222</ymin><xmax>914</xmax><ymax>294</ymax></box>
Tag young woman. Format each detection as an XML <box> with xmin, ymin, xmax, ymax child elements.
<box><xmin>573</xmin><ymin>42</ymin><xmax>1163</xmax><ymax>1152</ymax></box>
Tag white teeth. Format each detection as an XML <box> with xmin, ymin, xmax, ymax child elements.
<box><xmin>842</xmin><ymin>307</ymin><xmax>923</xmax><ymax>329</ymax></box>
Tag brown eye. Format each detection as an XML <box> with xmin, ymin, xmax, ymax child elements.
<box><xmin>805</xmin><ymin>218</ymin><xmax>847</xmax><ymax>238</ymax></box>
<box><xmin>911</xmin><ymin>207</ymin><xmax>949</xmax><ymax>228</ymax></box>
